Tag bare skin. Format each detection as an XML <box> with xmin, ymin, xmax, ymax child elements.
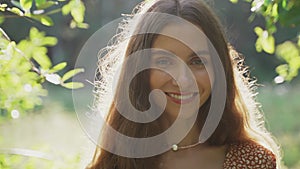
<box><xmin>160</xmin><ymin>144</ymin><xmax>227</xmax><ymax>169</ymax></box>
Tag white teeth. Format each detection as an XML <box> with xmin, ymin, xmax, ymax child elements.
<box><xmin>168</xmin><ymin>93</ymin><xmax>194</xmax><ymax>100</ymax></box>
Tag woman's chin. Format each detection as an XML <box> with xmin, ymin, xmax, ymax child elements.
<box><xmin>165</xmin><ymin>108</ymin><xmax>199</xmax><ymax>122</ymax></box>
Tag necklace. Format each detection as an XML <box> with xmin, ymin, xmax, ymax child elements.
<box><xmin>171</xmin><ymin>141</ymin><xmax>202</xmax><ymax>152</ymax></box>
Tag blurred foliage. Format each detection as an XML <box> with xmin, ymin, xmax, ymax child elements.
<box><xmin>0</xmin><ymin>102</ymin><xmax>92</xmax><ymax>168</ymax></box>
<box><xmin>0</xmin><ymin>0</ymin><xmax>88</xmax><ymax>28</ymax></box>
<box><xmin>0</xmin><ymin>0</ymin><xmax>86</xmax><ymax>119</ymax></box>
<box><xmin>230</xmin><ymin>0</ymin><xmax>300</xmax><ymax>82</ymax></box>
<box><xmin>0</xmin><ymin>152</ymin><xmax>81</xmax><ymax>169</ymax></box>
<box><xmin>259</xmin><ymin>84</ymin><xmax>300</xmax><ymax>168</ymax></box>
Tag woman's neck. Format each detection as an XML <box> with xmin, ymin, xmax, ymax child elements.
<box><xmin>177</xmin><ymin>120</ymin><xmax>201</xmax><ymax>147</ymax></box>
<box><xmin>160</xmin><ymin>114</ymin><xmax>203</xmax><ymax>147</ymax></box>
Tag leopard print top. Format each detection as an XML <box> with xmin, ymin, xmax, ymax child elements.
<box><xmin>223</xmin><ymin>141</ymin><xmax>277</xmax><ymax>169</ymax></box>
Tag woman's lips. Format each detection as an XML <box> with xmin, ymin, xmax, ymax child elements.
<box><xmin>165</xmin><ymin>92</ymin><xmax>198</xmax><ymax>104</ymax></box>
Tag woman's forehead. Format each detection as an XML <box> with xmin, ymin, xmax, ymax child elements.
<box><xmin>155</xmin><ymin>23</ymin><xmax>209</xmax><ymax>51</ymax></box>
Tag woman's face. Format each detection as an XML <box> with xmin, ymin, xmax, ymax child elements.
<box><xmin>149</xmin><ymin>23</ymin><xmax>213</xmax><ymax>121</ymax></box>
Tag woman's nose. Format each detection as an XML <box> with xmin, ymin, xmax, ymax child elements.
<box><xmin>171</xmin><ymin>64</ymin><xmax>193</xmax><ymax>89</ymax></box>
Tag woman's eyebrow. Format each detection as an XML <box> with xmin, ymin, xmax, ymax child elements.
<box><xmin>151</xmin><ymin>49</ymin><xmax>210</xmax><ymax>58</ymax></box>
<box><xmin>188</xmin><ymin>50</ymin><xmax>210</xmax><ymax>58</ymax></box>
<box><xmin>150</xmin><ymin>49</ymin><xmax>174</xmax><ymax>56</ymax></box>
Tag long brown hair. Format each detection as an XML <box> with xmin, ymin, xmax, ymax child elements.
<box><xmin>87</xmin><ymin>0</ymin><xmax>281</xmax><ymax>168</ymax></box>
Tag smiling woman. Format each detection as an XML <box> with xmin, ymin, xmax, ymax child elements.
<box><xmin>149</xmin><ymin>33</ymin><xmax>212</xmax><ymax>122</ymax></box>
<box><xmin>86</xmin><ymin>0</ymin><xmax>281</xmax><ymax>169</ymax></box>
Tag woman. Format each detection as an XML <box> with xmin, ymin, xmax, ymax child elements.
<box><xmin>87</xmin><ymin>0</ymin><xmax>281</xmax><ymax>168</ymax></box>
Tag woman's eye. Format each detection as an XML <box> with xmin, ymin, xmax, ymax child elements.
<box><xmin>157</xmin><ymin>59</ymin><xmax>170</xmax><ymax>65</ymax></box>
<box><xmin>154</xmin><ymin>57</ymin><xmax>173</xmax><ymax>67</ymax></box>
<box><xmin>190</xmin><ymin>58</ymin><xmax>204</xmax><ymax>65</ymax></box>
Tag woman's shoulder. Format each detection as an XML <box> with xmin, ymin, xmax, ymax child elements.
<box><xmin>223</xmin><ymin>141</ymin><xmax>276</xmax><ymax>169</ymax></box>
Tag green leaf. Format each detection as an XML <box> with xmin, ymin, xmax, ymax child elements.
<box><xmin>262</xmin><ymin>33</ymin><xmax>275</xmax><ymax>54</ymax></box>
<box><xmin>62</xmin><ymin>82</ymin><xmax>84</xmax><ymax>89</ymax></box>
<box><xmin>20</xmin><ymin>0</ymin><xmax>32</xmax><ymax>11</ymax></box>
<box><xmin>70</xmin><ymin>20</ymin><xmax>89</xmax><ymax>29</ymax></box>
<box><xmin>41</xmin><ymin>37</ymin><xmax>57</xmax><ymax>46</ymax></box>
<box><xmin>254</xmin><ymin>26</ymin><xmax>263</xmax><ymax>36</ymax></box>
<box><xmin>75</xmin><ymin>22</ymin><xmax>89</xmax><ymax>29</ymax></box>
<box><xmin>255</xmin><ymin>37</ymin><xmax>263</xmax><ymax>52</ymax></box>
<box><xmin>0</xmin><ymin>3</ymin><xmax>8</xmax><ymax>8</ymax></box>
<box><xmin>40</xmin><ymin>15</ymin><xmax>54</xmax><ymax>26</ymax></box>
<box><xmin>35</xmin><ymin>0</ymin><xmax>46</xmax><ymax>7</ymax></box>
<box><xmin>298</xmin><ymin>36</ymin><xmax>300</xmax><ymax>47</ymax></box>
<box><xmin>271</xmin><ymin>3</ymin><xmax>278</xmax><ymax>17</ymax></box>
<box><xmin>282</xmin><ymin>0</ymin><xmax>287</xmax><ymax>9</ymax></box>
<box><xmin>276</xmin><ymin>41</ymin><xmax>299</xmax><ymax>62</ymax></box>
<box><xmin>0</xmin><ymin>14</ymin><xmax>5</xmax><ymax>25</ymax></box>
<box><xmin>0</xmin><ymin>4</ymin><xmax>7</xmax><ymax>12</ymax></box>
<box><xmin>62</xmin><ymin>0</ymin><xmax>87</xmax><ymax>29</ymax></box>
<box><xmin>61</xmin><ymin>68</ymin><xmax>84</xmax><ymax>82</ymax></box>
<box><xmin>276</xmin><ymin>64</ymin><xmax>288</xmax><ymax>78</ymax></box>
<box><xmin>275</xmin><ymin>41</ymin><xmax>300</xmax><ymax>81</ymax></box>
<box><xmin>229</xmin><ymin>0</ymin><xmax>238</xmax><ymax>4</ymax></box>
<box><xmin>28</xmin><ymin>15</ymin><xmax>54</xmax><ymax>26</ymax></box>
<box><xmin>70</xmin><ymin>20</ymin><xmax>77</xmax><ymax>29</ymax></box>
<box><xmin>29</xmin><ymin>27</ymin><xmax>39</xmax><ymax>39</ymax></box>
<box><xmin>254</xmin><ymin>27</ymin><xmax>264</xmax><ymax>53</ymax></box>
<box><xmin>36</xmin><ymin>1</ymin><xmax>58</xmax><ymax>10</ymax></box>
<box><xmin>49</xmin><ymin>62</ymin><xmax>67</xmax><ymax>73</ymax></box>
<box><xmin>70</xmin><ymin>1</ymin><xmax>85</xmax><ymax>23</ymax></box>
<box><xmin>62</xmin><ymin>3</ymin><xmax>71</xmax><ymax>15</ymax></box>
<box><xmin>7</xmin><ymin>7</ymin><xmax>24</xmax><ymax>16</ymax></box>
<box><xmin>32</xmin><ymin>47</ymin><xmax>52</xmax><ymax>69</ymax></box>
<box><xmin>254</xmin><ymin>27</ymin><xmax>275</xmax><ymax>54</ymax></box>
<box><xmin>289</xmin><ymin>56</ymin><xmax>300</xmax><ymax>71</ymax></box>
<box><xmin>29</xmin><ymin>27</ymin><xmax>45</xmax><ymax>45</ymax></box>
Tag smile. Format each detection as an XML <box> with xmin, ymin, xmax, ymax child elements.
<box><xmin>165</xmin><ymin>92</ymin><xmax>198</xmax><ymax>104</ymax></box>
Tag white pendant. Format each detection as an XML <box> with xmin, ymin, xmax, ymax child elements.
<box><xmin>172</xmin><ymin>144</ymin><xmax>178</xmax><ymax>151</ymax></box>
